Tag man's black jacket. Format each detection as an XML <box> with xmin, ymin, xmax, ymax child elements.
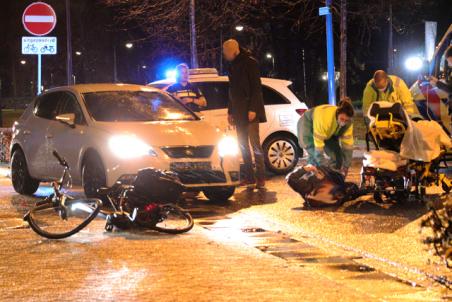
<box><xmin>227</xmin><ymin>49</ymin><xmax>267</xmax><ymax>125</ymax></box>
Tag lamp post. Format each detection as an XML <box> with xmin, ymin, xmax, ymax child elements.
<box><xmin>266</xmin><ymin>53</ymin><xmax>275</xmax><ymax>73</ymax></box>
<box><xmin>113</xmin><ymin>42</ymin><xmax>134</xmax><ymax>83</ymax></box>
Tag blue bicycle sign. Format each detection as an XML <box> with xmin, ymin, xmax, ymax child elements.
<box><xmin>22</xmin><ymin>36</ymin><xmax>57</xmax><ymax>55</ymax></box>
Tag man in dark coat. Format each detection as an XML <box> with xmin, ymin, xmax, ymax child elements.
<box><xmin>223</xmin><ymin>39</ymin><xmax>267</xmax><ymax>188</ymax></box>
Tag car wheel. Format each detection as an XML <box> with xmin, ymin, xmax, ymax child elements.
<box><xmin>263</xmin><ymin>136</ymin><xmax>300</xmax><ymax>175</ymax></box>
<box><xmin>11</xmin><ymin>148</ymin><xmax>40</xmax><ymax>195</ymax></box>
<box><xmin>82</xmin><ymin>152</ymin><xmax>106</xmax><ymax>198</ymax></box>
<box><xmin>203</xmin><ymin>186</ymin><xmax>235</xmax><ymax>203</ymax></box>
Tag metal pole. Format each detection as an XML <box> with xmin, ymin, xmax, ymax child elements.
<box><xmin>302</xmin><ymin>49</ymin><xmax>307</xmax><ymax>99</ymax></box>
<box><xmin>387</xmin><ymin>2</ymin><xmax>393</xmax><ymax>74</ymax></box>
<box><xmin>66</xmin><ymin>0</ymin><xmax>73</xmax><ymax>85</ymax></box>
<box><xmin>339</xmin><ymin>0</ymin><xmax>347</xmax><ymax>98</ymax></box>
<box><xmin>189</xmin><ymin>0</ymin><xmax>198</xmax><ymax>68</ymax></box>
<box><xmin>37</xmin><ymin>54</ymin><xmax>42</xmax><ymax>95</ymax></box>
<box><xmin>113</xmin><ymin>45</ymin><xmax>118</xmax><ymax>82</ymax></box>
<box><xmin>325</xmin><ymin>0</ymin><xmax>336</xmax><ymax>105</ymax></box>
<box><xmin>219</xmin><ymin>28</ymin><xmax>223</xmax><ymax>75</ymax></box>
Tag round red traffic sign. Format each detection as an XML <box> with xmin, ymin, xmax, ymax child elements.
<box><xmin>22</xmin><ymin>2</ymin><xmax>57</xmax><ymax>36</ymax></box>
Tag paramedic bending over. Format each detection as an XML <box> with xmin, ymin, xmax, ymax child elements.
<box><xmin>297</xmin><ymin>98</ymin><xmax>355</xmax><ymax>177</ymax></box>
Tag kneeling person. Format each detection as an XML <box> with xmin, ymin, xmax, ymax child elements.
<box><xmin>297</xmin><ymin>98</ymin><xmax>354</xmax><ymax>177</ymax></box>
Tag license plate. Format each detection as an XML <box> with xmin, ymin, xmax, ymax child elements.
<box><xmin>170</xmin><ymin>162</ymin><xmax>212</xmax><ymax>171</ymax></box>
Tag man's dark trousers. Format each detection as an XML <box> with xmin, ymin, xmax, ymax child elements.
<box><xmin>236</xmin><ymin>121</ymin><xmax>265</xmax><ymax>182</ymax></box>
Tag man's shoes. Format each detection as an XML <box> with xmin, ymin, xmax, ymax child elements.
<box><xmin>256</xmin><ymin>179</ymin><xmax>266</xmax><ymax>189</ymax></box>
<box><xmin>240</xmin><ymin>179</ymin><xmax>256</xmax><ymax>187</ymax></box>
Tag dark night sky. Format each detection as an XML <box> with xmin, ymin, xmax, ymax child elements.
<box><xmin>0</xmin><ymin>0</ymin><xmax>451</xmax><ymax>105</ymax></box>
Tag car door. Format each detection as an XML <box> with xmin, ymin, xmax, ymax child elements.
<box><xmin>45</xmin><ymin>91</ymin><xmax>88</xmax><ymax>180</ymax></box>
<box><xmin>261</xmin><ymin>84</ymin><xmax>295</xmax><ymax>132</ymax></box>
<box><xmin>24</xmin><ymin>92</ymin><xmax>61</xmax><ymax>179</ymax></box>
<box><xmin>196</xmin><ymin>81</ymin><xmax>230</xmax><ymax>132</ymax></box>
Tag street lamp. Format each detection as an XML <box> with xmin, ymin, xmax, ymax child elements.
<box><xmin>404</xmin><ymin>56</ymin><xmax>423</xmax><ymax>72</ymax></box>
<box><xmin>20</xmin><ymin>60</ymin><xmax>26</xmax><ymax>65</ymax></box>
<box><xmin>142</xmin><ymin>65</ymin><xmax>147</xmax><ymax>69</ymax></box>
<box><xmin>75</xmin><ymin>51</ymin><xmax>82</xmax><ymax>56</ymax></box>
<box><xmin>125</xmin><ymin>42</ymin><xmax>133</xmax><ymax>49</ymax></box>
<box><xmin>266</xmin><ymin>53</ymin><xmax>275</xmax><ymax>72</ymax></box>
<box><xmin>235</xmin><ymin>25</ymin><xmax>244</xmax><ymax>32</ymax></box>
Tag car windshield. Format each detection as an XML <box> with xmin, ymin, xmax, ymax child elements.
<box><xmin>82</xmin><ymin>90</ymin><xmax>197</xmax><ymax>122</ymax></box>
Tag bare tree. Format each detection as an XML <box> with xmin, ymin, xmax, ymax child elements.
<box><xmin>101</xmin><ymin>0</ymin><xmax>271</xmax><ymax>68</ymax></box>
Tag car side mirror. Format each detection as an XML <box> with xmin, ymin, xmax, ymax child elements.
<box><xmin>56</xmin><ymin>113</ymin><xmax>76</xmax><ymax>128</ymax></box>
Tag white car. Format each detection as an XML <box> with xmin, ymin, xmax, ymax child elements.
<box><xmin>10</xmin><ymin>84</ymin><xmax>240</xmax><ymax>201</ymax></box>
<box><xmin>150</xmin><ymin>68</ymin><xmax>309</xmax><ymax>174</ymax></box>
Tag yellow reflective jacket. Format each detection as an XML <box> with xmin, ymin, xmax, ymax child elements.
<box><xmin>311</xmin><ymin>105</ymin><xmax>354</xmax><ymax>152</ymax></box>
<box><xmin>362</xmin><ymin>75</ymin><xmax>418</xmax><ymax>116</ymax></box>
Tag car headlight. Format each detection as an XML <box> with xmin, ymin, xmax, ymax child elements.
<box><xmin>108</xmin><ymin>135</ymin><xmax>157</xmax><ymax>159</ymax></box>
<box><xmin>218</xmin><ymin>136</ymin><xmax>239</xmax><ymax>157</ymax></box>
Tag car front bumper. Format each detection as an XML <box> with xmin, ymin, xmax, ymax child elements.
<box><xmin>103</xmin><ymin>154</ymin><xmax>240</xmax><ymax>188</ymax></box>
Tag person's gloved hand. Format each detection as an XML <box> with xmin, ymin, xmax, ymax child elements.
<box><xmin>340</xmin><ymin>167</ymin><xmax>349</xmax><ymax>178</ymax></box>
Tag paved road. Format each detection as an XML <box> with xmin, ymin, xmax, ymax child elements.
<box><xmin>0</xmin><ymin>162</ymin><xmax>451</xmax><ymax>301</ymax></box>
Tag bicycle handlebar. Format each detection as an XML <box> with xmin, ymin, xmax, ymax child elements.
<box><xmin>52</xmin><ymin>150</ymin><xmax>68</xmax><ymax>168</ymax></box>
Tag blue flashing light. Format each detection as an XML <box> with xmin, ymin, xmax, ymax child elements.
<box><xmin>165</xmin><ymin>69</ymin><xmax>177</xmax><ymax>80</ymax></box>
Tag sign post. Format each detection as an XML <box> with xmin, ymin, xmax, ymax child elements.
<box><xmin>319</xmin><ymin>1</ymin><xmax>336</xmax><ymax>105</ymax></box>
<box><xmin>21</xmin><ymin>2</ymin><xmax>57</xmax><ymax>95</ymax></box>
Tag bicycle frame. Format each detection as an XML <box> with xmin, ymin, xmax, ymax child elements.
<box><xmin>100</xmin><ymin>184</ymin><xmax>139</xmax><ymax>222</ymax></box>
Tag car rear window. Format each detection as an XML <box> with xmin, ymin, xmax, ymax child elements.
<box><xmin>82</xmin><ymin>91</ymin><xmax>197</xmax><ymax>122</ymax></box>
<box><xmin>262</xmin><ymin>85</ymin><xmax>290</xmax><ymax>105</ymax></box>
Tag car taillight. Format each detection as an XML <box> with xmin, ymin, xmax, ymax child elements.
<box><xmin>296</xmin><ymin>109</ymin><xmax>307</xmax><ymax>116</ymax></box>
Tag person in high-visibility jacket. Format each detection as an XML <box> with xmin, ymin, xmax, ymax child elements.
<box><xmin>362</xmin><ymin>70</ymin><xmax>418</xmax><ymax>119</ymax></box>
<box><xmin>297</xmin><ymin>98</ymin><xmax>355</xmax><ymax>176</ymax></box>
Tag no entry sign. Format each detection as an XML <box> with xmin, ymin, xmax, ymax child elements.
<box><xmin>22</xmin><ymin>2</ymin><xmax>57</xmax><ymax>36</ymax></box>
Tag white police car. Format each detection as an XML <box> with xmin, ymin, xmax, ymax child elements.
<box><xmin>150</xmin><ymin>68</ymin><xmax>309</xmax><ymax>174</ymax></box>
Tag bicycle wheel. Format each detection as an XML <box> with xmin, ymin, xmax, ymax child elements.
<box><xmin>152</xmin><ymin>204</ymin><xmax>194</xmax><ymax>234</ymax></box>
<box><xmin>24</xmin><ymin>198</ymin><xmax>102</xmax><ymax>239</ymax></box>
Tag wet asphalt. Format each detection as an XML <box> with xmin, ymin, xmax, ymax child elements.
<box><xmin>0</xmin><ymin>160</ymin><xmax>451</xmax><ymax>301</ymax></box>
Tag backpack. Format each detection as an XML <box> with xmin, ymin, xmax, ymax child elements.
<box><xmin>132</xmin><ymin>168</ymin><xmax>185</xmax><ymax>204</ymax></box>
<box><xmin>286</xmin><ymin>165</ymin><xmax>362</xmax><ymax>207</ymax></box>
